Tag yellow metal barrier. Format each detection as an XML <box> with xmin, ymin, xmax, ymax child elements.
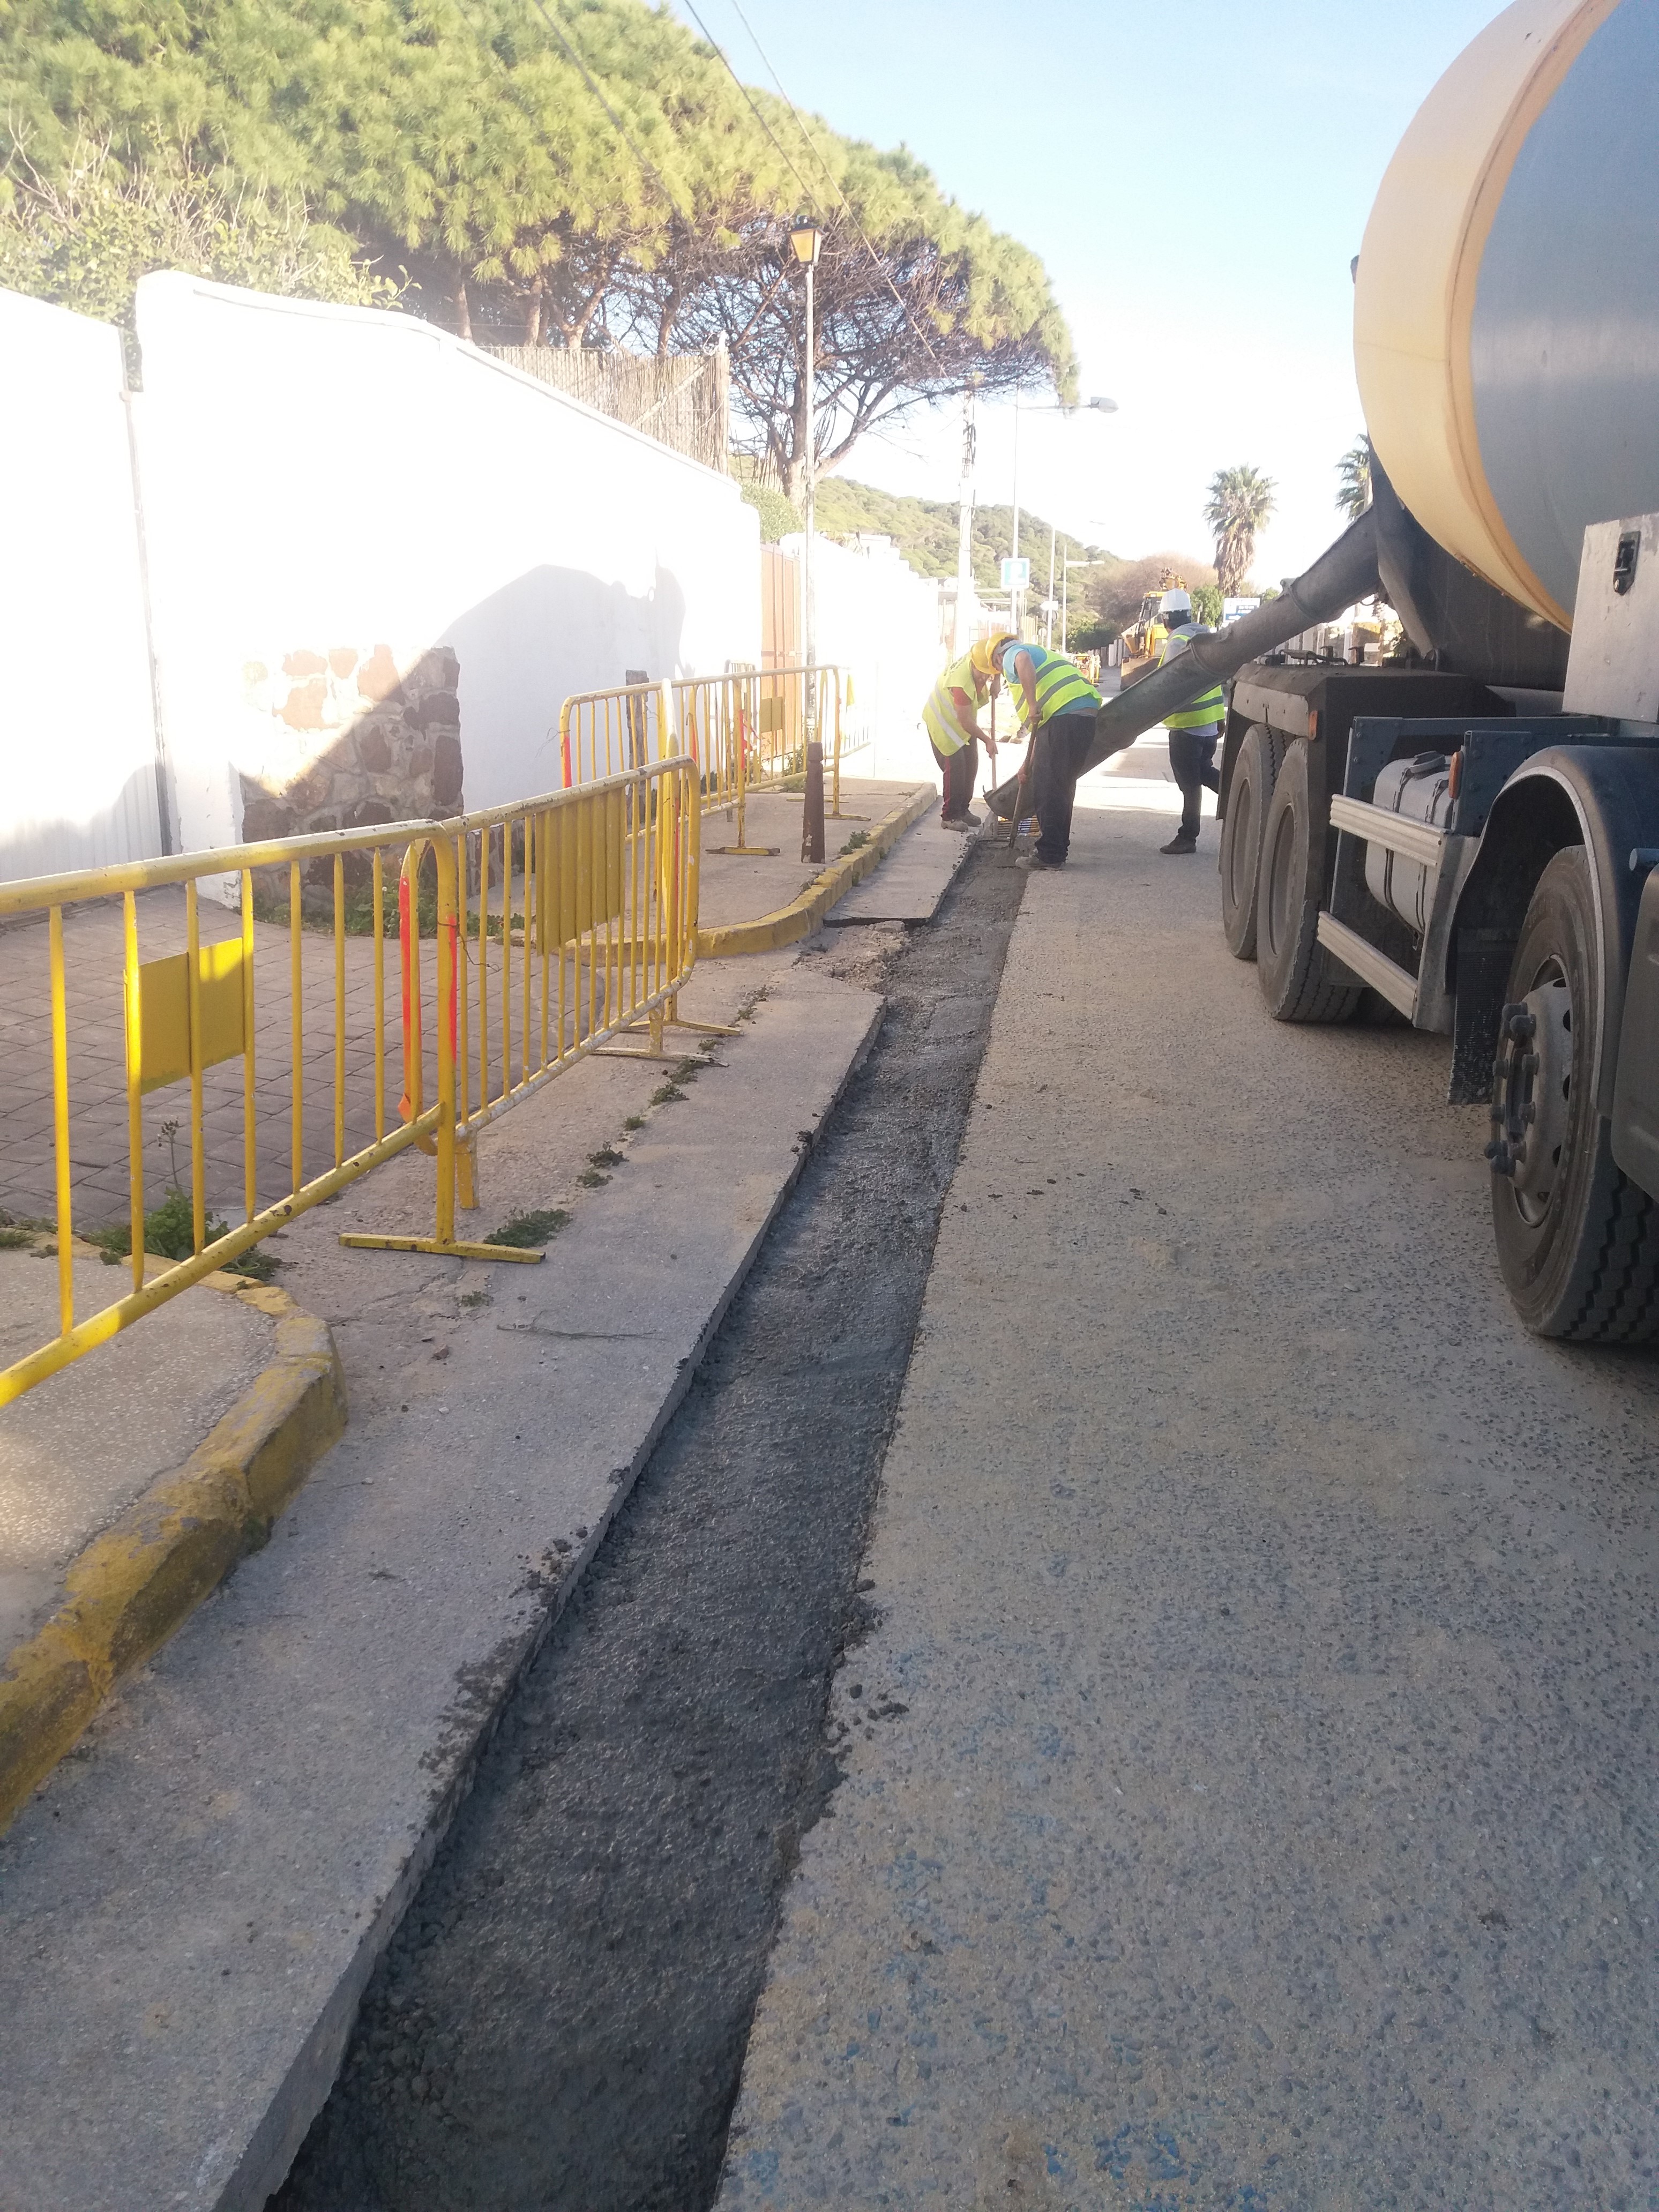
<box><xmin>666</xmin><ymin>664</ymin><xmax>850</xmax><ymax>854</ymax></box>
<box><xmin>0</xmin><ymin>754</ymin><xmax>704</xmax><ymax>1408</ymax></box>
<box><xmin>558</xmin><ymin>678</ymin><xmax>675</xmax><ymax>789</ymax></box>
<box><xmin>343</xmin><ymin>751</ymin><xmax>708</xmax><ymax>1258</ymax></box>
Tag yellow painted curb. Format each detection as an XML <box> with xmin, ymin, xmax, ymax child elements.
<box><xmin>0</xmin><ymin>1272</ymin><xmax>346</xmax><ymax>1835</ymax></box>
<box><xmin>697</xmin><ymin>784</ymin><xmax>936</xmax><ymax>959</ymax></box>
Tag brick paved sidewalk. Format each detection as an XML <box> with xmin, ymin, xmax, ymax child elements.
<box><xmin>0</xmin><ymin>887</ymin><xmax>412</xmax><ymax>1234</ymax></box>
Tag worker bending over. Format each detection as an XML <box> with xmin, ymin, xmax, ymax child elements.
<box><xmin>992</xmin><ymin>636</ymin><xmax>1103</xmax><ymax>870</ymax></box>
<box><xmin>921</xmin><ymin>633</ymin><xmax>1010</xmax><ymax>829</ymax></box>
<box><xmin>1154</xmin><ymin>589</ymin><xmax>1227</xmax><ymax>856</ymax></box>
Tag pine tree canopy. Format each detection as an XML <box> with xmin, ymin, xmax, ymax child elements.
<box><xmin>1</xmin><ymin>0</ymin><xmax>1074</xmax><ymax>482</ymax></box>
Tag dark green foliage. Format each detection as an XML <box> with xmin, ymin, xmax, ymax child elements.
<box><xmin>87</xmin><ymin>1189</ymin><xmax>278</xmax><ymax>1279</ymax></box>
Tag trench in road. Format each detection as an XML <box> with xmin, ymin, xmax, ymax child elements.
<box><xmin>270</xmin><ymin>840</ymin><xmax>1026</xmax><ymax>2211</ymax></box>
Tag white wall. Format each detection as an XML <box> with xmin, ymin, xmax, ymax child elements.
<box><xmin>0</xmin><ymin>291</ymin><xmax>165</xmax><ymax>880</ymax></box>
<box><xmin>781</xmin><ymin>533</ymin><xmax>946</xmax><ymax>786</ymax></box>
<box><xmin>132</xmin><ymin>274</ymin><xmax>760</xmax><ymax>853</ymax></box>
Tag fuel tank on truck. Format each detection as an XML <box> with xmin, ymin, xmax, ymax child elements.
<box><xmin>1354</xmin><ymin>0</ymin><xmax>1659</xmax><ymax>634</ymax></box>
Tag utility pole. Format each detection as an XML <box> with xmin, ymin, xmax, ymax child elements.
<box><xmin>1045</xmin><ymin>524</ymin><xmax>1057</xmax><ymax>648</ymax></box>
<box><xmin>953</xmin><ymin>380</ymin><xmax>978</xmax><ymax>656</ymax></box>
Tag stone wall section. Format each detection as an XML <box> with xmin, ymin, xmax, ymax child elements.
<box><xmin>236</xmin><ymin>644</ymin><xmax>464</xmax><ymax>846</ymax></box>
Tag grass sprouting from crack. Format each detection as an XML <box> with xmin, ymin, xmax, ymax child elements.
<box><xmin>483</xmin><ymin>1208</ymin><xmax>571</xmax><ymax>1250</ymax></box>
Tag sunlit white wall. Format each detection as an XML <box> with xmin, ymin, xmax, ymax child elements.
<box><xmin>781</xmin><ymin>534</ymin><xmax>945</xmax><ymax>785</ymax></box>
<box><xmin>0</xmin><ymin>290</ymin><xmax>165</xmax><ymax>881</ymax></box>
<box><xmin>133</xmin><ymin>275</ymin><xmax>760</xmax><ymax>854</ymax></box>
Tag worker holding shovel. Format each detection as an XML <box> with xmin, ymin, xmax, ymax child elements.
<box><xmin>921</xmin><ymin>633</ymin><xmax>1012</xmax><ymax>829</ymax></box>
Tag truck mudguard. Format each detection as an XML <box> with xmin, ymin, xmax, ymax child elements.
<box><xmin>1451</xmin><ymin>746</ymin><xmax>1659</xmax><ymax>1117</ymax></box>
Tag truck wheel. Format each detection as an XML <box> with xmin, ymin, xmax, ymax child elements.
<box><xmin>1489</xmin><ymin>846</ymin><xmax>1659</xmax><ymax>1340</ymax></box>
<box><xmin>1254</xmin><ymin>741</ymin><xmax>1364</xmax><ymax>1023</ymax></box>
<box><xmin>1220</xmin><ymin>723</ymin><xmax>1286</xmax><ymax>959</ymax></box>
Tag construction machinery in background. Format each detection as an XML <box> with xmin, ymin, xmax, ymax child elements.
<box><xmin>1114</xmin><ymin>572</ymin><xmax>1188</xmax><ymax>684</ymax></box>
<box><xmin>992</xmin><ymin>0</ymin><xmax>1659</xmax><ymax>1343</ymax></box>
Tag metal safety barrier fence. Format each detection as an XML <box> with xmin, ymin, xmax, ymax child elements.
<box><xmin>0</xmin><ymin>751</ymin><xmax>704</xmax><ymax>1408</ymax></box>
<box><xmin>558</xmin><ymin>665</ymin><xmax>856</xmax><ymax>860</ymax></box>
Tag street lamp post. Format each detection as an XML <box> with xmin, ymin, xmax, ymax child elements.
<box><xmin>1008</xmin><ymin>394</ymin><xmax>1118</xmax><ymax>637</ymax></box>
<box><xmin>789</xmin><ymin>216</ymin><xmax>825</xmax><ymax>862</ymax></box>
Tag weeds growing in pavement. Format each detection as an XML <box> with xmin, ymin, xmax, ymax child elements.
<box><xmin>483</xmin><ymin>1208</ymin><xmax>570</xmax><ymax>1250</ymax></box>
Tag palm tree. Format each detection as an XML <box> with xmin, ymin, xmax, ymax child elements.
<box><xmin>1203</xmin><ymin>465</ymin><xmax>1276</xmax><ymax>595</ymax></box>
<box><xmin>1337</xmin><ymin>438</ymin><xmax>1372</xmax><ymax>520</ymax></box>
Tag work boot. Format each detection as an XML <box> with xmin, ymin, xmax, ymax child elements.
<box><xmin>941</xmin><ymin>810</ymin><xmax>981</xmax><ymax>830</ymax></box>
<box><xmin>1017</xmin><ymin>851</ymin><xmax>1064</xmax><ymax>872</ymax></box>
<box><xmin>1160</xmin><ymin>829</ymin><xmax>1198</xmax><ymax>855</ymax></box>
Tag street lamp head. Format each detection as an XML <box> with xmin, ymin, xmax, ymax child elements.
<box><xmin>788</xmin><ymin>217</ymin><xmax>824</xmax><ymax>268</ymax></box>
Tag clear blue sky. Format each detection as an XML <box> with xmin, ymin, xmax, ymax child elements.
<box><xmin>668</xmin><ymin>0</ymin><xmax>1502</xmax><ymax>580</ymax></box>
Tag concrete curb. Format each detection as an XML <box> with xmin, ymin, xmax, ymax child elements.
<box><xmin>697</xmin><ymin>784</ymin><xmax>935</xmax><ymax>958</ymax></box>
<box><xmin>0</xmin><ymin>1269</ymin><xmax>345</xmax><ymax>1836</ymax></box>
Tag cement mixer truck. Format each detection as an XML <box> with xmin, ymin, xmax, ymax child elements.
<box><xmin>992</xmin><ymin>0</ymin><xmax>1659</xmax><ymax>1343</ymax></box>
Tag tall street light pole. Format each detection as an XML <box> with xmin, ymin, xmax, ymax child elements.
<box><xmin>1008</xmin><ymin>394</ymin><xmax>1118</xmax><ymax>637</ymax></box>
<box><xmin>789</xmin><ymin>216</ymin><xmax>825</xmax><ymax>862</ymax></box>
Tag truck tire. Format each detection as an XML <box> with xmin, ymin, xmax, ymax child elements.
<box><xmin>1489</xmin><ymin>846</ymin><xmax>1659</xmax><ymax>1341</ymax></box>
<box><xmin>1254</xmin><ymin>740</ymin><xmax>1364</xmax><ymax>1023</ymax></box>
<box><xmin>1220</xmin><ymin>723</ymin><xmax>1286</xmax><ymax>959</ymax></box>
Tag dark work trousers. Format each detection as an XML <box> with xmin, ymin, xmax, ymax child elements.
<box><xmin>1029</xmin><ymin>712</ymin><xmax>1098</xmax><ymax>864</ymax></box>
<box><xmin>931</xmin><ymin>732</ymin><xmax>980</xmax><ymax>821</ymax></box>
<box><xmin>1168</xmin><ymin>726</ymin><xmax>1221</xmax><ymax>838</ymax></box>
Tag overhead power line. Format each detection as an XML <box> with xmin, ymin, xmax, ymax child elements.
<box><xmin>714</xmin><ymin>0</ymin><xmax>946</xmax><ymax>376</ymax></box>
<box><xmin>678</xmin><ymin>0</ymin><xmax>825</xmax><ymax>221</ymax></box>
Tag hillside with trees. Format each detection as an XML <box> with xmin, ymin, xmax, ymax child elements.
<box><xmin>804</xmin><ymin>479</ymin><xmax>1217</xmax><ymax>642</ymax></box>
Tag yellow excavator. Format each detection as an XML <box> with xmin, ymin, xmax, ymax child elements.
<box><xmin>1115</xmin><ymin>573</ymin><xmax>1189</xmax><ymax>686</ymax></box>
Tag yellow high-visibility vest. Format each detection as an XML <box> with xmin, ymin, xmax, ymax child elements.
<box><xmin>1157</xmin><ymin>624</ymin><xmax>1227</xmax><ymax>730</ymax></box>
<box><xmin>922</xmin><ymin>651</ymin><xmax>989</xmax><ymax>756</ymax></box>
<box><xmin>1002</xmin><ymin>646</ymin><xmax>1102</xmax><ymax>731</ymax></box>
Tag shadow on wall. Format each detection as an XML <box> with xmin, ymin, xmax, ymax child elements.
<box><xmin>445</xmin><ymin>563</ymin><xmax>690</xmax><ymax>806</ymax></box>
<box><xmin>0</xmin><ymin>762</ymin><xmax>167</xmax><ymax>890</ymax></box>
<box><xmin>228</xmin><ymin>565</ymin><xmax>691</xmax><ymax>851</ymax></box>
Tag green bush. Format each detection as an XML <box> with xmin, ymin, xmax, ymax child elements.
<box><xmin>738</xmin><ymin>479</ymin><xmax>803</xmax><ymax>543</ymax></box>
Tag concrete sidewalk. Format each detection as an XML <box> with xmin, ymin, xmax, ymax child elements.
<box><xmin>716</xmin><ymin>806</ymin><xmax>1659</xmax><ymax>2209</ymax></box>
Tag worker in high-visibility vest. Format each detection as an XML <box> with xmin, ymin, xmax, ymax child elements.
<box><xmin>991</xmin><ymin>636</ymin><xmax>1103</xmax><ymax>870</ymax></box>
<box><xmin>1154</xmin><ymin>589</ymin><xmax>1227</xmax><ymax>856</ymax></box>
<box><xmin>921</xmin><ymin>633</ymin><xmax>1012</xmax><ymax>829</ymax></box>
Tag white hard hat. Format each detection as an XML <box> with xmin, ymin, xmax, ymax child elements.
<box><xmin>1157</xmin><ymin>588</ymin><xmax>1192</xmax><ymax>617</ymax></box>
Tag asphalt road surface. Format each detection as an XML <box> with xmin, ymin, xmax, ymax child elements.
<box><xmin>717</xmin><ymin>804</ymin><xmax>1659</xmax><ymax>2211</ymax></box>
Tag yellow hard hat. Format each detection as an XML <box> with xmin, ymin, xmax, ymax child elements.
<box><xmin>970</xmin><ymin>632</ymin><xmax>1018</xmax><ymax>676</ymax></box>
